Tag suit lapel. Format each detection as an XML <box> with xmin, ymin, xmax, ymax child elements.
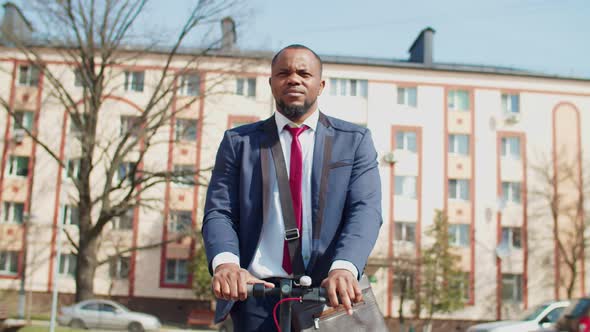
<box><xmin>308</xmin><ymin>112</ymin><xmax>334</xmax><ymax>273</ymax></box>
<box><xmin>259</xmin><ymin>115</ymin><xmax>276</xmax><ymax>226</ymax></box>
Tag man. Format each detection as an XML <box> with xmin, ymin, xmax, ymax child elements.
<box><xmin>202</xmin><ymin>44</ymin><xmax>382</xmax><ymax>331</ymax></box>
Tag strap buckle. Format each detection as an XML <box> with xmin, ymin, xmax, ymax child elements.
<box><xmin>284</xmin><ymin>228</ymin><xmax>300</xmax><ymax>241</ymax></box>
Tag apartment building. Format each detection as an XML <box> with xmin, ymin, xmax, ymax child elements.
<box><xmin>0</xmin><ymin>2</ymin><xmax>589</xmax><ymax>323</ymax></box>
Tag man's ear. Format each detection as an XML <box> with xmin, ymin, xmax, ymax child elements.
<box><xmin>318</xmin><ymin>79</ymin><xmax>326</xmax><ymax>96</ymax></box>
<box><xmin>268</xmin><ymin>77</ymin><xmax>272</xmax><ymax>86</ymax></box>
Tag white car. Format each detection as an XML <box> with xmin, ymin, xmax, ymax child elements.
<box><xmin>58</xmin><ymin>299</ymin><xmax>161</xmax><ymax>332</ymax></box>
<box><xmin>466</xmin><ymin>300</ymin><xmax>569</xmax><ymax>332</ymax></box>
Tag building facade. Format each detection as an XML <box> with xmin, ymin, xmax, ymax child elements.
<box><xmin>0</xmin><ymin>17</ymin><xmax>589</xmax><ymax>323</ymax></box>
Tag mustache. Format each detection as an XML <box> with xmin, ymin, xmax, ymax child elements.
<box><xmin>284</xmin><ymin>88</ymin><xmax>304</xmax><ymax>94</ymax></box>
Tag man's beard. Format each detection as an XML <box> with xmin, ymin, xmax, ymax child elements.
<box><xmin>276</xmin><ymin>98</ymin><xmax>315</xmax><ymax>122</ymax></box>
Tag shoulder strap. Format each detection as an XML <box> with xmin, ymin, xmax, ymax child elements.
<box><xmin>265</xmin><ymin>117</ymin><xmax>306</xmax><ymax>277</ymax></box>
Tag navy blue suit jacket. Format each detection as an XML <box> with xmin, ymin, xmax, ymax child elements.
<box><xmin>202</xmin><ymin>112</ymin><xmax>382</xmax><ymax>322</ymax></box>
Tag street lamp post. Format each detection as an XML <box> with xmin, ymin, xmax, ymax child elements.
<box><xmin>49</xmin><ymin>213</ymin><xmax>63</xmax><ymax>332</ymax></box>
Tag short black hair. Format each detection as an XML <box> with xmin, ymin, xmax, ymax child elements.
<box><xmin>271</xmin><ymin>44</ymin><xmax>323</xmax><ymax>74</ymax></box>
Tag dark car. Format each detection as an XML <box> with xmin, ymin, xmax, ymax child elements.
<box><xmin>554</xmin><ymin>298</ymin><xmax>590</xmax><ymax>332</ymax></box>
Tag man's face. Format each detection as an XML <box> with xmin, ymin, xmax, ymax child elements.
<box><xmin>269</xmin><ymin>48</ymin><xmax>325</xmax><ymax>122</ymax></box>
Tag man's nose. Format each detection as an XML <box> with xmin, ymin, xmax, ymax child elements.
<box><xmin>286</xmin><ymin>73</ymin><xmax>301</xmax><ymax>85</ymax></box>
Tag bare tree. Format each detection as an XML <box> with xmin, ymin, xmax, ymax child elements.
<box><xmin>529</xmin><ymin>150</ymin><xmax>589</xmax><ymax>299</ymax></box>
<box><xmin>0</xmin><ymin>0</ymin><xmax>250</xmax><ymax>301</ymax></box>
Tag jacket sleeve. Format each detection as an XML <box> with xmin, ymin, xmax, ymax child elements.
<box><xmin>201</xmin><ymin>130</ymin><xmax>241</xmax><ymax>275</ymax></box>
<box><xmin>332</xmin><ymin>129</ymin><xmax>382</xmax><ymax>278</ymax></box>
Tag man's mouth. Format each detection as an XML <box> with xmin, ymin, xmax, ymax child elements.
<box><xmin>284</xmin><ymin>89</ymin><xmax>304</xmax><ymax>96</ymax></box>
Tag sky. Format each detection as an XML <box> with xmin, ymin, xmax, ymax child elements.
<box><xmin>4</xmin><ymin>0</ymin><xmax>589</xmax><ymax>79</ymax></box>
<box><xmin>236</xmin><ymin>0</ymin><xmax>590</xmax><ymax>78</ymax></box>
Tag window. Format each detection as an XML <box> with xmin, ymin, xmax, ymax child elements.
<box><xmin>397</xmin><ymin>87</ymin><xmax>417</xmax><ymax>107</ymax></box>
<box><xmin>394</xmin><ymin>221</ymin><xmax>416</xmax><ymax>244</ymax></box>
<box><xmin>13</xmin><ymin>110</ymin><xmax>34</xmax><ymax>131</ymax></box>
<box><xmin>61</xmin><ymin>205</ymin><xmax>79</xmax><ymax>226</ymax></box>
<box><xmin>329</xmin><ymin>78</ymin><xmax>368</xmax><ymax>97</ymax></box>
<box><xmin>451</xmin><ymin>272</ymin><xmax>471</xmax><ymax>301</ymax></box>
<box><xmin>18</xmin><ymin>65</ymin><xmax>40</xmax><ymax>87</ymax></box>
<box><xmin>502</xmin><ymin>93</ymin><xmax>520</xmax><ymax>114</ymax></box>
<box><xmin>117</xmin><ymin>162</ymin><xmax>137</xmax><ymax>183</ymax></box>
<box><xmin>172</xmin><ymin>164</ymin><xmax>194</xmax><ymax>187</ymax></box>
<box><xmin>448</xmin><ymin>179</ymin><xmax>470</xmax><ymax>200</ymax></box>
<box><xmin>501</xmin><ymin>227</ymin><xmax>522</xmax><ymax>249</ymax></box>
<box><xmin>447</xmin><ymin>89</ymin><xmax>470</xmax><ymax>111</ymax></box>
<box><xmin>395</xmin><ymin>131</ymin><xmax>417</xmax><ymax>152</ymax></box>
<box><xmin>236</xmin><ymin>78</ymin><xmax>256</xmax><ymax>97</ymax></box>
<box><xmin>165</xmin><ymin>259</ymin><xmax>188</xmax><ymax>284</ymax></box>
<box><xmin>501</xmin><ymin>137</ymin><xmax>521</xmax><ymax>159</ymax></box>
<box><xmin>179</xmin><ymin>74</ymin><xmax>200</xmax><ymax>96</ymax></box>
<box><xmin>6</xmin><ymin>156</ymin><xmax>29</xmax><ymax>177</ymax></box>
<box><xmin>109</xmin><ymin>256</ymin><xmax>130</xmax><ymax>279</ymax></box>
<box><xmin>394</xmin><ymin>176</ymin><xmax>417</xmax><ymax>199</ymax></box>
<box><xmin>502</xmin><ymin>182</ymin><xmax>521</xmax><ymax>204</ymax></box>
<box><xmin>113</xmin><ymin>209</ymin><xmax>134</xmax><ymax>230</ymax></box>
<box><xmin>120</xmin><ymin>116</ymin><xmax>141</xmax><ymax>138</ymax></box>
<box><xmin>74</xmin><ymin>68</ymin><xmax>84</xmax><ymax>87</ymax></box>
<box><xmin>175</xmin><ymin>118</ymin><xmax>197</xmax><ymax>141</ymax></box>
<box><xmin>59</xmin><ymin>253</ymin><xmax>77</xmax><ymax>276</ymax></box>
<box><xmin>69</xmin><ymin>114</ymin><xmax>87</xmax><ymax>137</ymax></box>
<box><xmin>502</xmin><ymin>273</ymin><xmax>523</xmax><ymax>302</ymax></box>
<box><xmin>2</xmin><ymin>202</ymin><xmax>24</xmax><ymax>224</ymax></box>
<box><xmin>544</xmin><ymin>307</ymin><xmax>565</xmax><ymax>324</ymax></box>
<box><xmin>81</xmin><ymin>303</ymin><xmax>100</xmax><ymax>311</ymax></box>
<box><xmin>124</xmin><ymin>71</ymin><xmax>144</xmax><ymax>92</ymax></box>
<box><xmin>100</xmin><ymin>303</ymin><xmax>118</xmax><ymax>313</ymax></box>
<box><xmin>449</xmin><ymin>224</ymin><xmax>470</xmax><ymax>247</ymax></box>
<box><xmin>65</xmin><ymin>159</ymin><xmax>81</xmax><ymax>180</ymax></box>
<box><xmin>393</xmin><ymin>273</ymin><xmax>414</xmax><ymax>296</ymax></box>
<box><xmin>230</xmin><ymin>121</ymin><xmax>250</xmax><ymax>128</ymax></box>
<box><xmin>168</xmin><ymin>210</ymin><xmax>193</xmax><ymax>233</ymax></box>
<box><xmin>449</xmin><ymin>134</ymin><xmax>469</xmax><ymax>156</ymax></box>
<box><xmin>0</xmin><ymin>251</ymin><xmax>18</xmax><ymax>275</ymax></box>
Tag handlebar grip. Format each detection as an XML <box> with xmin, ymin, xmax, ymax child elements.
<box><xmin>246</xmin><ymin>283</ymin><xmax>331</xmax><ymax>304</ymax></box>
<box><xmin>247</xmin><ymin>283</ymin><xmax>278</xmax><ymax>297</ymax></box>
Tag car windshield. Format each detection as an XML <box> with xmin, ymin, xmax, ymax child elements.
<box><xmin>519</xmin><ymin>304</ymin><xmax>549</xmax><ymax>321</ymax></box>
<box><xmin>564</xmin><ymin>299</ymin><xmax>590</xmax><ymax>318</ymax></box>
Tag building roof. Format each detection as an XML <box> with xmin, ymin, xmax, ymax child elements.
<box><xmin>200</xmin><ymin>48</ymin><xmax>590</xmax><ymax>82</ymax></box>
<box><xmin>1</xmin><ymin>37</ymin><xmax>588</xmax><ymax>83</ymax></box>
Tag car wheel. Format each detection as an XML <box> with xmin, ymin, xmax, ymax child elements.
<box><xmin>128</xmin><ymin>322</ymin><xmax>144</xmax><ymax>332</ymax></box>
<box><xmin>70</xmin><ymin>319</ymin><xmax>86</xmax><ymax>330</ymax></box>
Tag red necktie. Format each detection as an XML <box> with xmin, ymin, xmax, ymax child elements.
<box><xmin>282</xmin><ymin>125</ymin><xmax>308</xmax><ymax>274</ymax></box>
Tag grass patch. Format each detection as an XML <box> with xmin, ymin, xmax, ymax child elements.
<box><xmin>18</xmin><ymin>326</ymin><xmax>85</xmax><ymax>332</ymax></box>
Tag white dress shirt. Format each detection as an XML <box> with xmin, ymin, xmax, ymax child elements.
<box><xmin>212</xmin><ymin>109</ymin><xmax>358</xmax><ymax>280</ymax></box>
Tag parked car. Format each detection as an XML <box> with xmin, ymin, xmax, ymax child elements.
<box><xmin>57</xmin><ymin>299</ymin><xmax>161</xmax><ymax>332</ymax></box>
<box><xmin>554</xmin><ymin>297</ymin><xmax>590</xmax><ymax>332</ymax></box>
<box><xmin>466</xmin><ymin>300</ymin><xmax>569</xmax><ymax>332</ymax></box>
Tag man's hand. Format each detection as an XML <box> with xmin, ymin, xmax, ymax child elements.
<box><xmin>212</xmin><ymin>263</ymin><xmax>275</xmax><ymax>301</ymax></box>
<box><xmin>320</xmin><ymin>269</ymin><xmax>363</xmax><ymax>315</ymax></box>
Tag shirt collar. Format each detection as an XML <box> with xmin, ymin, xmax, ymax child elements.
<box><xmin>274</xmin><ymin>108</ymin><xmax>319</xmax><ymax>133</ymax></box>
